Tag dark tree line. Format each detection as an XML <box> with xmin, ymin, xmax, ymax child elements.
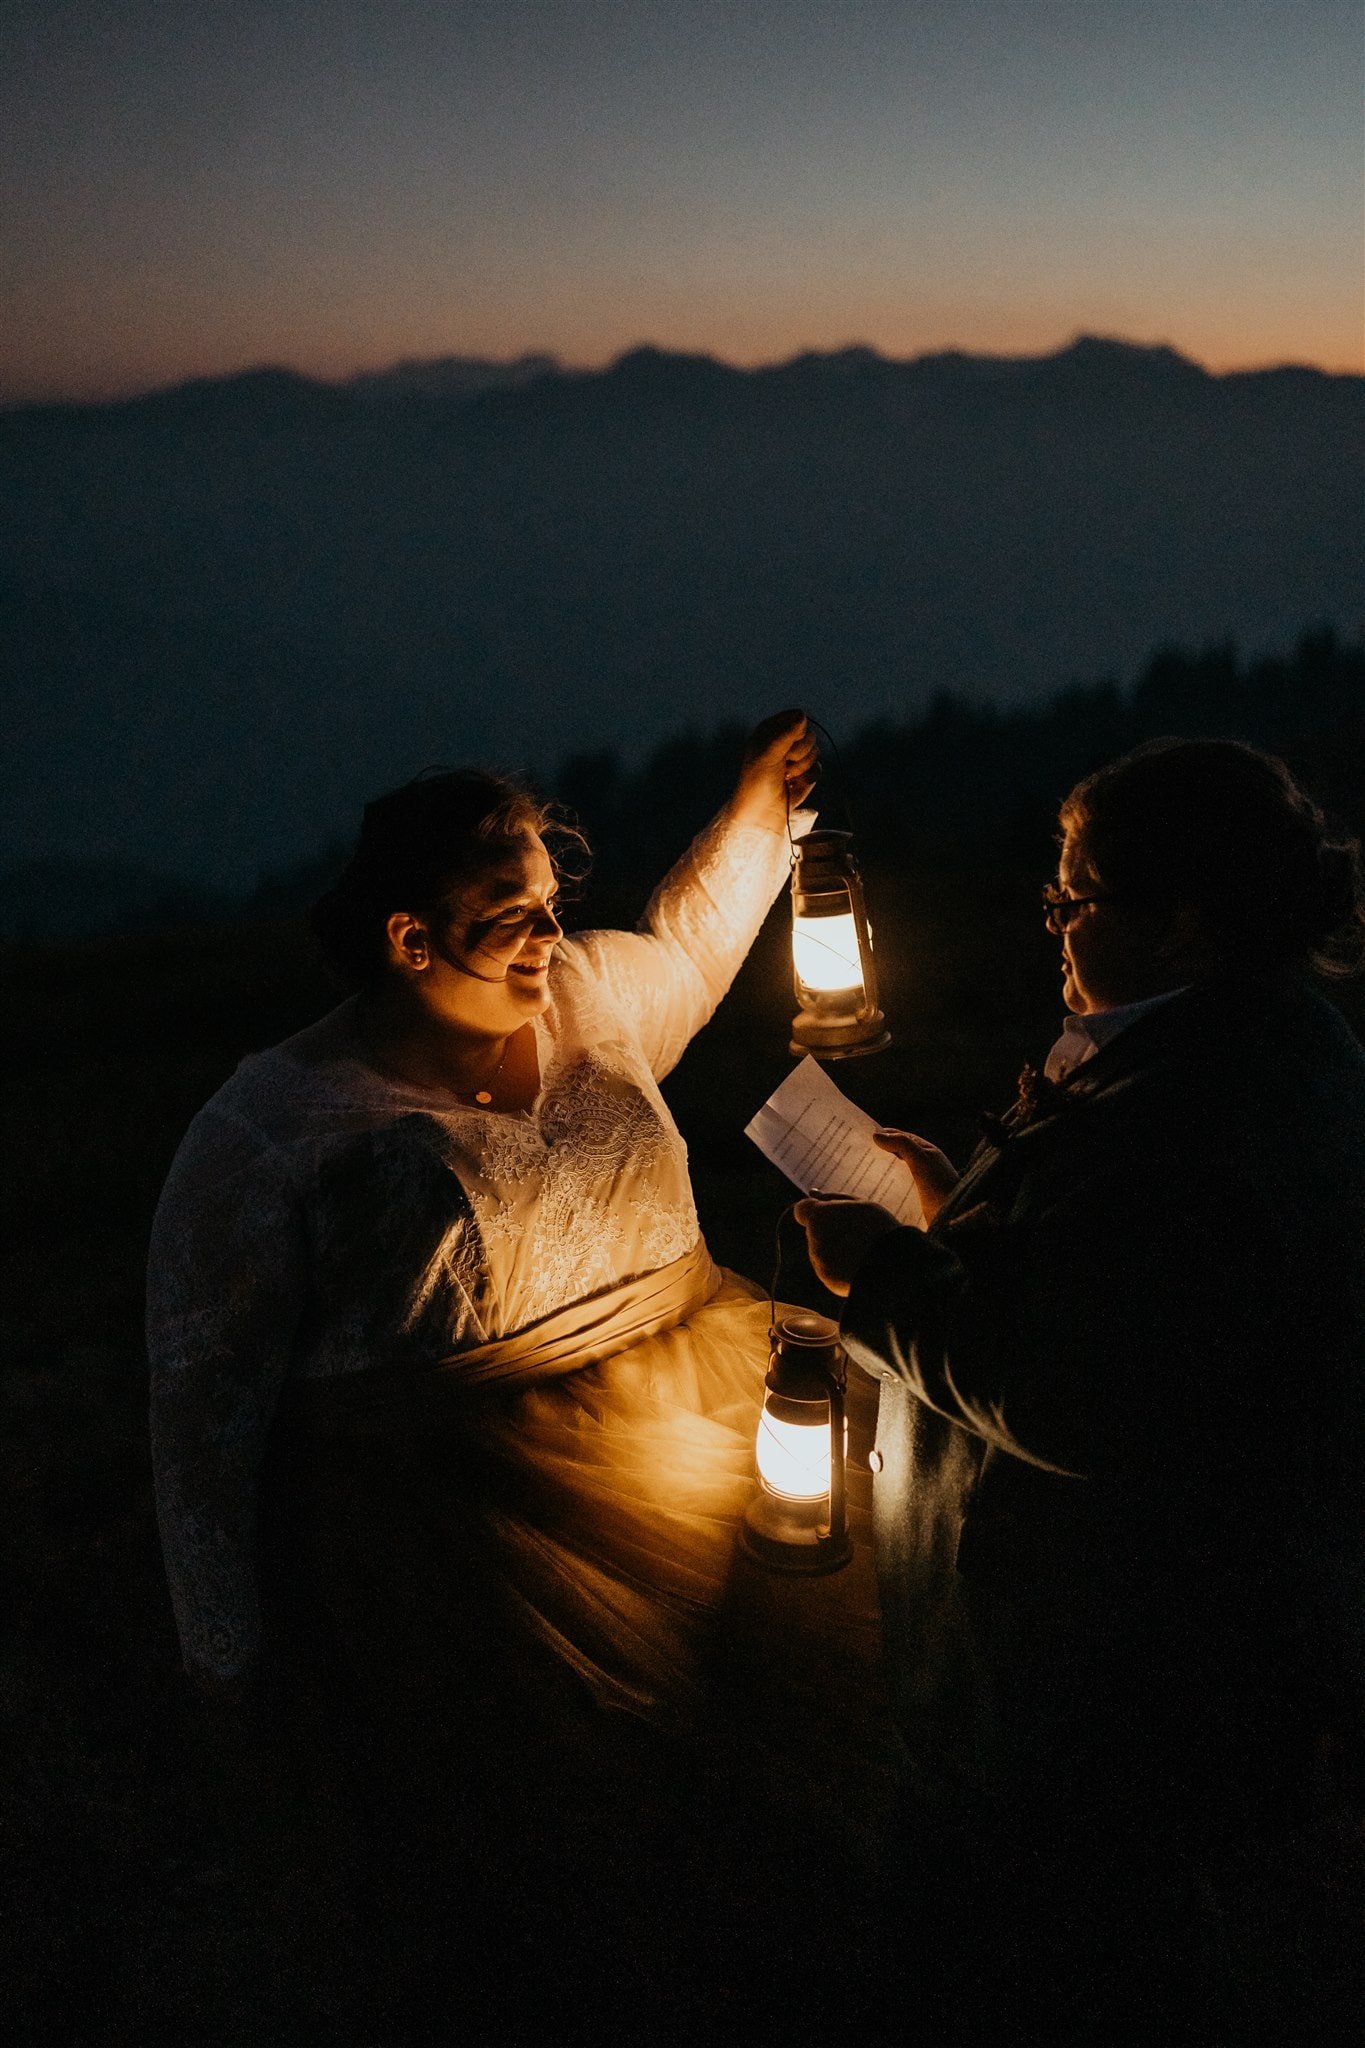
<box><xmin>557</xmin><ymin>628</ymin><xmax>1365</xmax><ymax>910</ymax></box>
<box><xmin>5</xmin><ymin>628</ymin><xmax>1360</xmax><ymax>945</ymax></box>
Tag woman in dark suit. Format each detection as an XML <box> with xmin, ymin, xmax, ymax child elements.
<box><xmin>799</xmin><ymin>738</ymin><xmax>1365</xmax><ymax>2038</ymax></box>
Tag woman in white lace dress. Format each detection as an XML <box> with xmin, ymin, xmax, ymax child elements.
<box><xmin>146</xmin><ymin>716</ymin><xmax>861</xmax><ymax>2017</ymax></box>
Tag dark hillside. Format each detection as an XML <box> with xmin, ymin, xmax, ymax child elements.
<box><xmin>2</xmin><ymin>337</ymin><xmax>1360</xmax><ymax>885</ymax></box>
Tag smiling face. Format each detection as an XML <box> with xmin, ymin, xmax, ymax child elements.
<box><xmin>1056</xmin><ymin>829</ymin><xmax>1199</xmax><ymax>1015</ymax></box>
<box><xmin>387</xmin><ymin>830</ymin><xmax>564</xmax><ymax>1038</ymax></box>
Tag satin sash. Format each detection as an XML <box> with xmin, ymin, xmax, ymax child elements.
<box><xmin>282</xmin><ymin>1241</ymin><xmax>722</xmax><ymax>1432</ymax></box>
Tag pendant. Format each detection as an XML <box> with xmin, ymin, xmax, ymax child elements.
<box><xmin>473</xmin><ymin>1089</ymin><xmax>493</xmax><ymax>1105</ymax></box>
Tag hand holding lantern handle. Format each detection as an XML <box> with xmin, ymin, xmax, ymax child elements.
<box><xmin>727</xmin><ymin>710</ymin><xmax>820</xmax><ymax>836</ymax></box>
<box><xmin>794</xmin><ymin>1193</ymin><xmax>899</xmax><ymax>1298</ymax></box>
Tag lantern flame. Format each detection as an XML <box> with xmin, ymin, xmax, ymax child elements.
<box><xmin>792</xmin><ymin>911</ymin><xmax>864</xmax><ymax>994</ymax></box>
<box><xmin>755</xmin><ymin>1406</ymin><xmax>832</xmax><ymax>1501</ymax></box>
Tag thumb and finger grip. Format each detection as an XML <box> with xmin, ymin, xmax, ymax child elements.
<box><xmin>747</xmin><ymin>707</ymin><xmax>809</xmax><ymax>759</ymax></box>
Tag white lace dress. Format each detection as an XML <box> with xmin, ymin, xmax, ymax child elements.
<box><xmin>147</xmin><ymin>807</ymin><xmax>797</xmax><ymax>1720</ymax></box>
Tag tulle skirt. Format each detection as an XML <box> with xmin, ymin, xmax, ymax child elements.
<box><xmin>255</xmin><ymin>1268</ymin><xmax>895</xmax><ymax>2029</ymax></box>
<box><xmin>478</xmin><ymin>1269</ymin><xmax>786</xmax><ymax>1719</ymax></box>
<box><xmin>266</xmin><ymin>1269</ymin><xmax>877</xmax><ymax>1717</ymax></box>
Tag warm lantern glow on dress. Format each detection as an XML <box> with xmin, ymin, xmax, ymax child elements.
<box><xmin>789</xmin><ymin>830</ymin><xmax>890</xmax><ymax>1058</ymax></box>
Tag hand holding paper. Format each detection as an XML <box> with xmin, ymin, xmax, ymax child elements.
<box><xmin>744</xmin><ymin>1057</ymin><xmax>924</xmax><ymax>1228</ymax></box>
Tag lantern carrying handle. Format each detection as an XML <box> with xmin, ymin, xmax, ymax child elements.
<box><xmin>767</xmin><ymin>1190</ymin><xmax>858</xmax><ymax>1327</ymax></box>
<box><xmin>785</xmin><ymin>714</ymin><xmax>857</xmax><ymax>859</ymax></box>
<box><xmin>767</xmin><ymin>1196</ymin><xmax>841</xmax><ymax>1326</ymax></box>
<box><xmin>767</xmin><ymin>1200</ymin><xmax>798</xmax><ymax>1335</ymax></box>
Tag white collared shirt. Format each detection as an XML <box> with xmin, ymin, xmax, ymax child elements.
<box><xmin>1043</xmin><ymin>987</ymin><xmax>1190</xmax><ymax>1085</ymax></box>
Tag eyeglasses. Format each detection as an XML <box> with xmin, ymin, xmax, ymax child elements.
<box><xmin>1041</xmin><ymin>884</ymin><xmax>1118</xmax><ymax>933</ymax></box>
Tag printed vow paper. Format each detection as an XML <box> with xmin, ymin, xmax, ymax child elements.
<box><xmin>745</xmin><ymin>1057</ymin><xmax>923</xmax><ymax>1227</ymax></box>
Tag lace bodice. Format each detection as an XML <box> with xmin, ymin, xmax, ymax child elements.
<box><xmin>148</xmin><ymin>807</ymin><xmax>794</xmax><ymax>1681</ymax></box>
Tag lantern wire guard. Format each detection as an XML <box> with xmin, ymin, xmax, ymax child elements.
<box><xmin>786</xmin><ymin>718</ymin><xmax>891</xmax><ymax>1061</ymax></box>
<box><xmin>741</xmin><ymin>1205</ymin><xmax>852</xmax><ymax>1575</ymax></box>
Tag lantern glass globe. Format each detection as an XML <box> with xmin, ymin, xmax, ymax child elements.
<box><xmin>755</xmin><ymin>1405</ymin><xmax>832</xmax><ymax>1502</ymax></box>
<box><xmin>792</xmin><ymin>910</ymin><xmax>864</xmax><ymax>995</ymax></box>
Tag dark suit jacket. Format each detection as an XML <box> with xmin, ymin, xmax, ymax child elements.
<box><xmin>842</xmin><ymin>972</ymin><xmax>1365</xmax><ymax>1836</ymax></box>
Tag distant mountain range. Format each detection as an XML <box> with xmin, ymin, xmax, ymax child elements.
<box><xmin>1</xmin><ymin>336</ymin><xmax>1360</xmax><ymax>888</ymax></box>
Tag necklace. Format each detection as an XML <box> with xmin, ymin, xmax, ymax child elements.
<box><xmin>454</xmin><ymin>1035</ymin><xmax>512</xmax><ymax>1106</ymax></box>
<box><xmin>353</xmin><ymin>1001</ymin><xmax>515</xmax><ymax>1105</ymax></box>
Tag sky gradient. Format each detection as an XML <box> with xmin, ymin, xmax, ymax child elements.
<box><xmin>3</xmin><ymin>0</ymin><xmax>1362</xmax><ymax>404</ymax></box>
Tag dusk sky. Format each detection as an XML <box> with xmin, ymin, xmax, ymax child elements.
<box><xmin>3</xmin><ymin>0</ymin><xmax>1362</xmax><ymax>405</ymax></box>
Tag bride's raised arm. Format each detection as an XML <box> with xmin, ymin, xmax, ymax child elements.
<box><xmin>565</xmin><ymin>712</ymin><xmax>817</xmax><ymax>1077</ymax></box>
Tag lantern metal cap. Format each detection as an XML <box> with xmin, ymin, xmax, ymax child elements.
<box><xmin>789</xmin><ymin>827</ymin><xmax>858</xmax><ymax>880</ymax></box>
<box><xmin>774</xmin><ymin>1309</ymin><xmax>838</xmax><ymax>1341</ymax></box>
<box><xmin>766</xmin><ymin>1311</ymin><xmax>845</xmax><ymax>1401</ymax></box>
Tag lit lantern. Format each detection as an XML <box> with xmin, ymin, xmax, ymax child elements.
<box><xmin>743</xmin><ymin>1311</ymin><xmax>851</xmax><ymax>1575</ymax></box>
<box><xmin>789</xmin><ymin>829</ymin><xmax>890</xmax><ymax>1059</ymax></box>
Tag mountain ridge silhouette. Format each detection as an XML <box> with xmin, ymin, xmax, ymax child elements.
<box><xmin>6</xmin><ymin>335</ymin><xmax>1358</xmax><ymax>421</ymax></box>
<box><xmin>2</xmin><ymin>335</ymin><xmax>1360</xmax><ymax>886</ymax></box>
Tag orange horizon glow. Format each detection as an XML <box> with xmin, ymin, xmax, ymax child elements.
<box><xmin>5</xmin><ymin>6</ymin><xmax>1361</xmax><ymax>409</ymax></box>
<box><xmin>6</xmin><ymin>315</ymin><xmax>1361</xmax><ymax>410</ymax></box>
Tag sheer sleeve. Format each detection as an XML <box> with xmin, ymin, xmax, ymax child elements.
<box><xmin>567</xmin><ymin>805</ymin><xmax>798</xmax><ymax>1078</ymax></box>
<box><xmin>147</xmin><ymin>1103</ymin><xmax>308</xmax><ymax>1684</ymax></box>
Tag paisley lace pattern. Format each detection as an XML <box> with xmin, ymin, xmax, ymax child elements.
<box><xmin>148</xmin><ymin>808</ymin><xmax>794</xmax><ymax>1681</ymax></box>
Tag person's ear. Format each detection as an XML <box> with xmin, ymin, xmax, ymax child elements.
<box><xmin>384</xmin><ymin>911</ymin><xmax>430</xmax><ymax>974</ymax></box>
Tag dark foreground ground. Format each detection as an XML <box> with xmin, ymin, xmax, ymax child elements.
<box><xmin>3</xmin><ymin>859</ymin><xmax>1360</xmax><ymax>2043</ymax></box>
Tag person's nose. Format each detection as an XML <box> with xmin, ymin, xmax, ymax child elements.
<box><xmin>532</xmin><ymin>904</ymin><xmax>562</xmax><ymax>943</ymax></box>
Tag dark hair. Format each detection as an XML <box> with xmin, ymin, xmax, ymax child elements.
<box><xmin>1059</xmin><ymin>738</ymin><xmax>1365</xmax><ymax>977</ymax></box>
<box><xmin>309</xmin><ymin>769</ymin><xmax>589</xmax><ymax>988</ymax></box>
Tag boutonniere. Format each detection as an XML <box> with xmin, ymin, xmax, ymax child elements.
<box><xmin>1013</xmin><ymin>1060</ymin><xmax>1059</xmax><ymax>1123</ymax></box>
<box><xmin>980</xmin><ymin>1061</ymin><xmax>1070</xmax><ymax>1145</ymax></box>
